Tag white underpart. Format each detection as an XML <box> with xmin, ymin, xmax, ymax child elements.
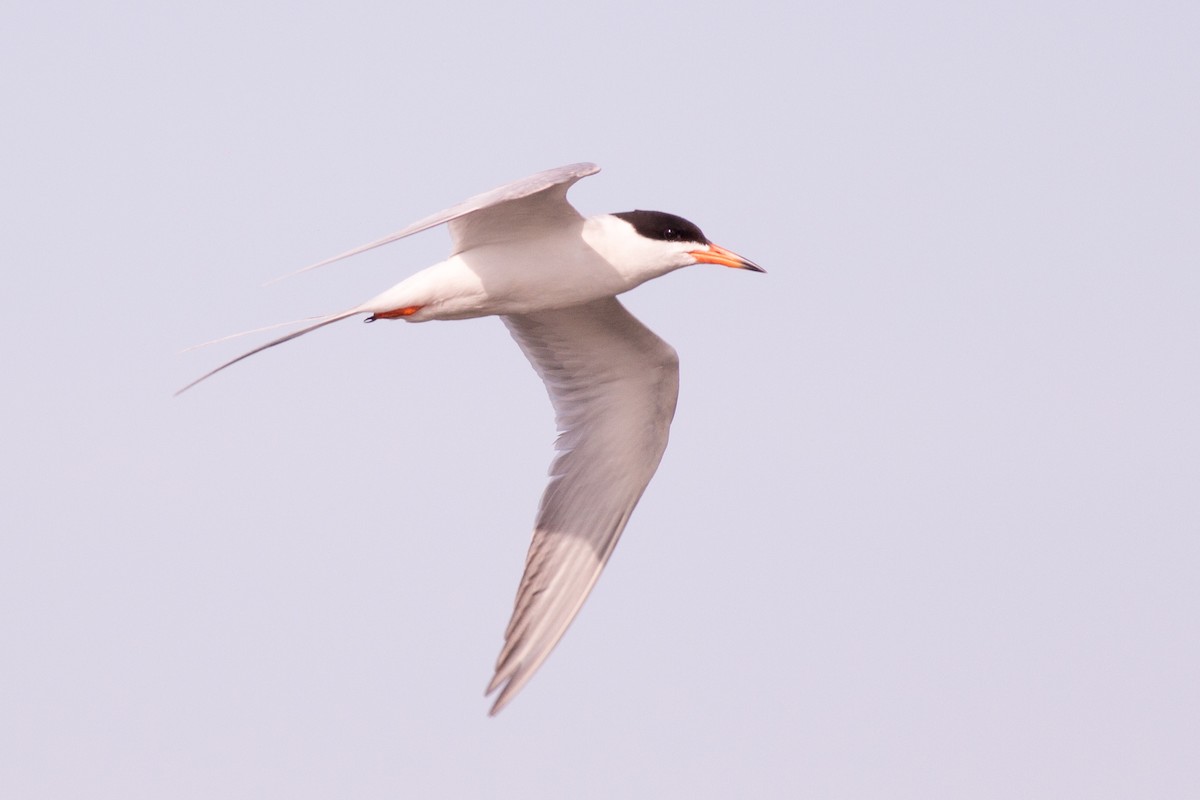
<box><xmin>359</xmin><ymin>213</ymin><xmax>684</xmax><ymax>322</ymax></box>
<box><xmin>181</xmin><ymin>163</ymin><xmax>721</xmax><ymax>714</ymax></box>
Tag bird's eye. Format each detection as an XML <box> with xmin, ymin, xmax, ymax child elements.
<box><xmin>662</xmin><ymin>228</ymin><xmax>678</xmax><ymax>240</ymax></box>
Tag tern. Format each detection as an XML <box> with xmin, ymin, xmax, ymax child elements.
<box><xmin>180</xmin><ymin>163</ymin><xmax>764</xmax><ymax>714</ymax></box>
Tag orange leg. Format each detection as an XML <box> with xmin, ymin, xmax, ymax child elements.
<box><xmin>368</xmin><ymin>305</ymin><xmax>423</xmax><ymax>321</ymax></box>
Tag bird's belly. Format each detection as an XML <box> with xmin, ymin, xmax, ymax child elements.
<box><xmin>364</xmin><ymin>239</ymin><xmax>630</xmax><ymax>322</ymax></box>
<box><xmin>455</xmin><ymin>242</ymin><xmax>628</xmax><ymax>316</ymax></box>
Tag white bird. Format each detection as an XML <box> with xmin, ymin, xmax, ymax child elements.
<box><xmin>180</xmin><ymin>163</ymin><xmax>763</xmax><ymax>714</ymax></box>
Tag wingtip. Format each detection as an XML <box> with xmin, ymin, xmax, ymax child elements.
<box><xmin>485</xmin><ymin>678</ymin><xmax>516</xmax><ymax>717</ymax></box>
<box><xmin>262</xmin><ymin>252</ymin><xmax>351</xmax><ymax>286</ymax></box>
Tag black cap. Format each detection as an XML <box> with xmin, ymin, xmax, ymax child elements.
<box><xmin>612</xmin><ymin>210</ymin><xmax>708</xmax><ymax>245</ymax></box>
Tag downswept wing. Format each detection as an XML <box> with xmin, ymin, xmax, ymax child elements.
<box><xmin>271</xmin><ymin>162</ymin><xmax>599</xmax><ymax>281</ymax></box>
<box><xmin>489</xmin><ymin>297</ymin><xmax>680</xmax><ymax>714</ymax></box>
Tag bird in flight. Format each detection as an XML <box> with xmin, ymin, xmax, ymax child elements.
<box><xmin>180</xmin><ymin>163</ymin><xmax>764</xmax><ymax>714</ymax></box>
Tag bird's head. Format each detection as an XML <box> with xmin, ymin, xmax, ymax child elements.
<box><xmin>596</xmin><ymin>210</ymin><xmax>765</xmax><ymax>281</ymax></box>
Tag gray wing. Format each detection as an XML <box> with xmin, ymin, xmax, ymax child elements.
<box><xmin>269</xmin><ymin>162</ymin><xmax>599</xmax><ymax>282</ymax></box>
<box><xmin>488</xmin><ymin>297</ymin><xmax>680</xmax><ymax>714</ymax></box>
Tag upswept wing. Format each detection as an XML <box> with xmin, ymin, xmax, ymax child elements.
<box><xmin>269</xmin><ymin>162</ymin><xmax>599</xmax><ymax>282</ymax></box>
<box><xmin>488</xmin><ymin>297</ymin><xmax>680</xmax><ymax>714</ymax></box>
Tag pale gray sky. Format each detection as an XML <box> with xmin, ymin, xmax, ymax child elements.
<box><xmin>2</xmin><ymin>1</ymin><xmax>1198</xmax><ymax>798</ymax></box>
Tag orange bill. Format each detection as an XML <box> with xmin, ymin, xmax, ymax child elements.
<box><xmin>689</xmin><ymin>243</ymin><xmax>766</xmax><ymax>272</ymax></box>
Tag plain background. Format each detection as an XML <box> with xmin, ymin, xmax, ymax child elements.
<box><xmin>2</xmin><ymin>2</ymin><xmax>1198</xmax><ymax>797</ymax></box>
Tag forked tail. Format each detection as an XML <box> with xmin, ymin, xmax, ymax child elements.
<box><xmin>175</xmin><ymin>308</ymin><xmax>364</xmax><ymax>396</ymax></box>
